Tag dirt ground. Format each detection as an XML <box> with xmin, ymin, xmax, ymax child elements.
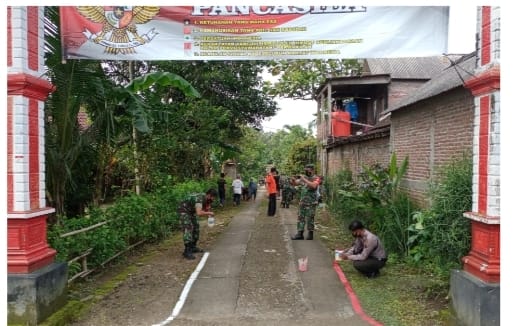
<box><xmin>66</xmin><ymin>204</ymin><xmax>239</xmax><ymax>326</ymax></box>
<box><xmin>63</xmin><ymin>194</ymin><xmax>355</xmax><ymax>326</ymax></box>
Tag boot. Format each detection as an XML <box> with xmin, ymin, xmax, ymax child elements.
<box><xmin>291</xmin><ymin>231</ymin><xmax>304</xmax><ymax>240</ymax></box>
<box><xmin>306</xmin><ymin>231</ymin><xmax>314</xmax><ymax>240</ymax></box>
<box><xmin>191</xmin><ymin>243</ymin><xmax>204</xmax><ymax>253</ymax></box>
<box><xmin>182</xmin><ymin>245</ymin><xmax>196</xmax><ymax>260</ymax></box>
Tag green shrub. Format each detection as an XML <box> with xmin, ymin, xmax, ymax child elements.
<box><xmin>325</xmin><ymin>167</ymin><xmax>358</xmax><ymax>221</ymax></box>
<box><xmin>47</xmin><ymin>179</ymin><xmax>215</xmax><ymax>281</ymax></box>
<box><xmin>325</xmin><ymin>153</ymin><xmax>416</xmax><ymax>258</ymax></box>
<box><xmin>407</xmin><ymin>153</ymin><xmax>472</xmax><ymax>277</ymax></box>
<box><xmin>376</xmin><ymin>192</ymin><xmax>417</xmax><ymax>255</ymax></box>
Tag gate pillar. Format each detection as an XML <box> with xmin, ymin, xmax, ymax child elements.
<box><xmin>7</xmin><ymin>6</ymin><xmax>67</xmax><ymax>325</ymax></box>
<box><xmin>450</xmin><ymin>6</ymin><xmax>500</xmax><ymax>326</ymax></box>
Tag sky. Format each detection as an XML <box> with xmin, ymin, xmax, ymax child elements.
<box><xmin>261</xmin><ymin>5</ymin><xmax>479</xmax><ymax>132</ymax></box>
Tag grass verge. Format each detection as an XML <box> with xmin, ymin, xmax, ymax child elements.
<box><xmin>315</xmin><ymin>205</ymin><xmax>457</xmax><ymax>326</ymax></box>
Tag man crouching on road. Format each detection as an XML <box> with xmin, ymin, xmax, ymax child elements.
<box><xmin>340</xmin><ymin>220</ymin><xmax>388</xmax><ymax>278</ymax></box>
<box><xmin>177</xmin><ymin>188</ymin><xmax>217</xmax><ymax>260</ymax></box>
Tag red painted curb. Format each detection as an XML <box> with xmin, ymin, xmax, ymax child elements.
<box><xmin>333</xmin><ymin>261</ymin><xmax>383</xmax><ymax>326</ymax></box>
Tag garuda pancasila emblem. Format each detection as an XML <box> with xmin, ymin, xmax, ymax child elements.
<box><xmin>77</xmin><ymin>6</ymin><xmax>160</xmax><ymax>55</ymax></box>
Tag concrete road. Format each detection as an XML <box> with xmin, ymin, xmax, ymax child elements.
<box><xmin>158</xmin><ymin>191</ymin><xmax>373</xmax><ymax>326</ymax></box>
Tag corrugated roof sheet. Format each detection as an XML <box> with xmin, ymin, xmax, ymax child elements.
<box><xmin>365</xmin><ymin>56</ymin><xmax>457</xmax><ymax>79</ymax></box>
<box><xmin>384</xmin><ymin>52</ymin><xmax>477</xmax><ymax>113</ymax></box>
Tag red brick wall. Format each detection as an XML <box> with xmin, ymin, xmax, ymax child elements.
<box><xmin>391</xmin><ymin>88</ymin><xmax>474</xmax><ymax>205</ymax></box>
<box><xmin>325</xmin><ymin>87</ymin><xmax>473</xmax><ymax>207</ymax></box>
<box><xmin>327</xmin><ymin>136</ymin><xmax>390</xmax><ymax>178</ymax></box>
<box><xmin>388</xmin><ymin>80</ymin><xmax>427</xmax><ymax>108</ymax></box>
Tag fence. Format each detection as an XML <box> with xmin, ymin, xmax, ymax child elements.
<box><xmin>60</xmin><ymin>220</ymin><xmax>147</xmax><ymax>284</ymax></box>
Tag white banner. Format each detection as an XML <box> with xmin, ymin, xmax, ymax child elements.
<box><xmin>60</xmin><ymin>6</ymin><xmax>449</xmax><ymax>61</ymax></box>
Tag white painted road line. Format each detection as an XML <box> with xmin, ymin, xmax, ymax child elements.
<box><xmin>152</xmin><ymin>252</ymin><xmax>210</xmax><ymax>326</ymax></box>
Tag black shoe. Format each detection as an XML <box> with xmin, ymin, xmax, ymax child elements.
<box><xmin>192</xmin><ymin>246</ymin><xmax>204</xmax><ymax>253</ymax></box>
<box><xmin>305</xmin><ymin>231</ymin><xmax>314</xmax><ymax>240</ymax></box>
<box><xmin>291</xmin><ymin>231</ymin><xmax>304</xmax><ymax>240</ymax></box>
<box><xmin>183</xmin><ymin>252</ymin><xmax>195</xmax><ymax>260</ymax></box>
<box><xmin>182</xmin><ymin>246</ymin><xmax>196</xmax><ymax>260</ymax></box>
<box><xmin>366</xmin><ymin>271</ymin><xmax>380</xmax><ymax>278</ymax></box>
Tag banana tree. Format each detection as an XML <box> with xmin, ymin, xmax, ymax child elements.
<box><xmin>110</xmin><ymin>69</ymin><xmax>201</xmax><ymax>194</ymax></box>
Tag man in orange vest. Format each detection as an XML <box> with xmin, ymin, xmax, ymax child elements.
<box><xmin>266</xmin><ymin>167</ymin><xmax>278</xmax><ymax>216</ymax></box>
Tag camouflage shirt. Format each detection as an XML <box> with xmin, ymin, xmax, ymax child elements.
<box><xmin>177</xmin><ymin>193</ymin><xmax>209</xmax><ymax>215</ymax></box>
<box><xmin>282</xmin><ymin>177</ymin><xmax>294</xmax><ymax>191</ymax></box>
<box><xmin>299</xmin><ymin>175</ymin><xmax>320</xmax><ymax>206</ymax></box>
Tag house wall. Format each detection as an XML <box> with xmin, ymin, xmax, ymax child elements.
<box><xmin>327</xmin><ymin>136</ymin><xmax>390</xmax><ymax>177</ymax></box>
<box><xmin>388</xmin><ymin>80</ymin><xmax>427</xmax><ymax>108</ymax></box>
<box><xmin>324</xmin><ymin>87</ymin><xmax>473</xmax><ymax>207</ymax></box>
<box><xmin>390</xmin><ymin>87</ymin><xmax>474</xmax><ymax>205</ymax></box>
<box><xmin>223</xmin><ymin>163</ymin><xmax>237</xmax><ymax>180</ymax></box>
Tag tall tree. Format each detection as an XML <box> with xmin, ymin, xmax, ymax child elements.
<box><xmin>263</xmin><ymin>59</ymin><xmax>362</xmax><ymax>100</ymax></box>
<box><xmin>132</xmin><ymin>60</ymin><xmax>280</xmax><ymax>183</ymax></box>
<box><xmin>151</xmin><ymin>60</ymin><xmax>279</xmax><ymax>130</ymax></box>
<box><xmin>232</xmin><ymin>127</ymin><xmax>269</xmax><ymax>179</ymax></box>
<box><xmin>256</xmin><ymin>125</ymin><xmax>316</xmax><ymax>176</ymax></box>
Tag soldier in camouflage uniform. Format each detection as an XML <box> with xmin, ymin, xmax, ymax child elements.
<box><xmin>290</xmin><ymin>164</ymin><xmax>321</xmax><ymax>240</ymax></box>
<box><xmin>177</xmin><ymin>188</ymin><xmax>217</xmax><ymax>260</ymax></box>
<box><xmin>280</xmin><ymin>176</ymin><xmax>294</xmax><ymax>208</ymax></box>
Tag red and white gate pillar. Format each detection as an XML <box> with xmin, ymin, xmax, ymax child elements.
<box><xmin>7</xmin><ymin>6</ymin><xmax>67</xmax><ymax>325</ymax></box>
<box><xmin>450</xmin><ymin>6</ymin><xmax>500</xmax><ymax>326</ymax></box>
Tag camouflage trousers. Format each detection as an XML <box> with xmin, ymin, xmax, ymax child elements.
<box><xmin>180</xmin><ymin>212</ymin><xmax>200</xmax><ymax>246</ymax></box>
<box><xmin>296</xmin><ymin>204</ymin><xmax>317</xmax><ymax>232</ymax></box>
<box><xmin>281</xmin><ymin>190</ymin><xmax>293</xmax><ymax>206</ymax></box>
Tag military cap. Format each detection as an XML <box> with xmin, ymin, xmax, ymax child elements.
<box><xmin>305</xmin><ymin>164</ymin><xmax>315</xmax><ymax>169</ymax></box>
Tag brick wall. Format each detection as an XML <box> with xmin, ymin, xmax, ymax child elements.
<box><xmin>391</xmin><ymin>88</ymin><xmax>474</xmax><ymax>205</ymax></box>
<box><xmin>388</xmin><ymin>80</ymin><xmax>427</xmax><ymax>108</ymax></box>
<box><xmin>325</xmin><ymin>87</ymin><xmax>473</xmax><ymax>207</ymax></box>
<box><xmin>327</xmin><ymin>136</ymin><xmax>390</xmax><ymax>178</ymax></box>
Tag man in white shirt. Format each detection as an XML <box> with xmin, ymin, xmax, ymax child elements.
<box><xmin>232</xmin><ymin>175</ymin><xmax>244</xmax><ymax>206</ymax></box>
